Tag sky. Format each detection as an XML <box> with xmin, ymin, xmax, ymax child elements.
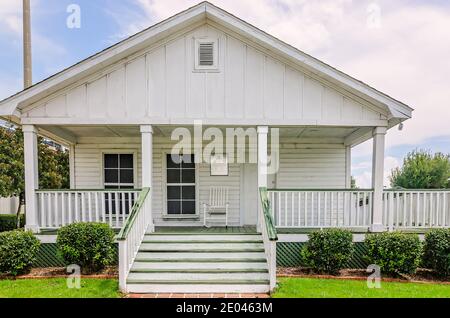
<box><xmin>1</xmin><ymin>0</ymin><xmax>449</xmax><ymax>188</ymax></box>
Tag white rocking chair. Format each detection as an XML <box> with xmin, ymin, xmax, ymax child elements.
<box><xmin>203</xmin><ymin>187</ymin><xmax>229</xmax><ymax>228</ymax></box>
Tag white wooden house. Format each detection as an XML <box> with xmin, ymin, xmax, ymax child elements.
<box><xmin>1</xmin><ymin>2</ymin><xmax>447</xmax><ymax>294</ymax></box>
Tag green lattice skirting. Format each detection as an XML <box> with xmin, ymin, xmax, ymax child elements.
<box><xmin>34</xmin><ymin>242</ymin><xmax>368</xmax><ymax>269</ymax></box>
<box><xmin>277</xmin><ymin>242</ymin><xmax>369</xmax><ymax>269</ymax></box>
<box><xmin>33</xmin><ymin>243</ymin><xmax>118</xmax><ymax>268</ymax></box>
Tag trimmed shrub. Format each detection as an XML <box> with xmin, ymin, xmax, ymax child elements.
<box><xmin>0</xmin><ymin>215</ymin><xmax>25</xmax><ymax>232</ymax></box>
<box><xmin>57</xmin><ymin>222</ymin><xmax>115</xmax><ymax>274</ymax></box>
<box><xmin>0</xmin><ymin>230</ymin><xmax>41</xmax><ymax>276</ymax></box>
<box><xmin>423</xmin><ymin>229</ymin><xmax>450</xmax><ymax>276</ymax></box>
<box><xmin>365</xmin><ymin>232</ymin><xmax>422</xmax><ymax>275</ymax></box>
<box><xmin>301</xmin><ymin>229</ymin><xmax>354</xmax><ymax>274</ymax></box>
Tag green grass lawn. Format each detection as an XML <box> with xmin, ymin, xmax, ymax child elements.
<box><xmin>273</xmin><ymin>278</ymin><xmax>450</xmax><ymax>298</ymax></box>
<box><xmin>0</xmin><ymin>278</ymin><xmax>120</xmax><ymax>298</ymax></box>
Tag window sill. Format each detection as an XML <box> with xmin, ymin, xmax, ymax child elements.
<box><xmin>162</xmin><ymin>215</ymin><xmax>200</xmax><ymax>220</ymax></box>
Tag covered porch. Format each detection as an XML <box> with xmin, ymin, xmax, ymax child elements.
<box><xmin>20</xmin><ymin>122</ymin><xmax>450</xmax><ymax>234</ymax></box>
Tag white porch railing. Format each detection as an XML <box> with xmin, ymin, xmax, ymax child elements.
<box><xmin>383</xmin><ymin>190</ymin><xmax>450</xmax><ymax>230</ymax></box>
<box><xmin>36</xmin><ymin>189</ymin><xmax>140</xmax><ymax>229</ymax></box>
<box><xmin>268</xmin><ymin>189</ymin><xmax>374</xmax><ymax>229</ymax></box>
<box><xmin>117</xmin><ymin>188</ymin><xmax>152</xmax><ymax>292</ymax></box>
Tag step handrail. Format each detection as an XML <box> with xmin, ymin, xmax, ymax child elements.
<box><xmin>259</xmin><ymin>187</ymin><xmax>278</xmax><ymax>292</ymax></box>
<box><xmin>117</xmin><ymin>187</ymin><xmax>151</xmax><ymax>292</ymax></box>
<box><xmin>117</xmin><ymin>187</ymin><xmax>150</xmax><ymax>241</ymax></box>
<box><xmin>259</xmin><ymin>187</ymin><xmax>278</xmax><ymax>241</ymax></box>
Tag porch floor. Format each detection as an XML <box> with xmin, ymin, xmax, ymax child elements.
<box><xmin>154</xmin><ymin>226</ymin><xmax>257</xmax><ymax>234</ymax></box>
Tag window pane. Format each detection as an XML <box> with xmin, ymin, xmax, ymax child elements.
<box><xmin>120</xmin><ymin>154</ymin><xmax>133</xmax><ymax>169</ymax></box>
<box><xmin>167</xmin><ymin>154</ymin><xmax>181</xmax><ymax>168</ymax></box>
<box><xmin>105</xmin><ymin>185</ymin><xmax>119</xmax><ymax>189</ymax></box>
<box><xmin>182</xmin><ymin>186</ymin><xmax>195</xmax><ymax>200</ymax></box>
<box><xmin>104</xmin><ymin>154</ymin><xmax>118</xmax><ymax>168</ymax></box>
<box><xmin>182</xmin><ymin>169</ymin><xmax>195</xmax><ymax>183</ymax></box>
<box><xmin>181</xmin><ymin>155</ymin><xmax>195</xmax><ymax>168</ymax></box>
<box><xmin>105</xmin><ymin>169</ymin><xmax>118</xmax><ymax>183</ymax></box>
<box><xmin>167</xmin><ymin>169</ymin><xmax>181</xmax><ymax>183</ymax></box>
<box><xmin>167</xmin><ymin>201</ymin><xmax>181</xmax><ymax>215</ymax></box>
<box><xmin>167</xmin><ymin>186</ymin><xmax>181</xmax><ymax>200</ymax></box>
<box><xmin>120</xmin><ymin>169</ymin><xmax>134</xmax><ymax>184</ymax></box>
<box><xmin>182</xmin><ymin>201</ymin><xmax>196</xmax><ymax>215</ymax></box>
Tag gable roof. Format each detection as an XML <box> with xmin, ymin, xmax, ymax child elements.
<box><xmin>0</xmin><ymin>1</ymin><xmax>412</xmax><ymax>126</ymax></box>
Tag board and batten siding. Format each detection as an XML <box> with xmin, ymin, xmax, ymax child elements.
<box><xmin>22</xmin><ymin>24</ymin><xmax>386</xmax><ymax>125</ymax></box>
<box><xmin>73</xmin><ymin>137</ymin><xmax>347</xmax><ymax>226</ymax></box>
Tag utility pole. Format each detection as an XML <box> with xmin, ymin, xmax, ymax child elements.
<box><xmin>23</xmin><ymin>0</ymin><xmax>32</xmax><ymax>89</ymax></box>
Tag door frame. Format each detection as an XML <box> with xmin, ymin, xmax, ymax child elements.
<box><xmin>161</xmin><ymin>150</ymin><xmax>200</xmax><ymax>218</ymax></box>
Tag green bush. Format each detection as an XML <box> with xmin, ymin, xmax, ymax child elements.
<box><xmin>57</xmin><ymin>223</ymin><xmax>115</xmax><ymax>274</ymax></box>
<box><xmin>301</xmin><ymin>229</ymin><xmax>354</xmax><ymax>274</ymax></box>
<box><xmin>423</xmin><ymin>229</ymin><xmax>450</xmax><ymax>276</ymax></box>
<box><xmin>365</xmin><ymin>232</ymin><xmax>422</xmax><ymax>275</ymax></box>
<box><xmin>0</xmin><ymin>230</ymin><xmax>41</xmax><ymax>276</ymax></box>
<box><xmin>0</xmin><ymin>215</ymin><xmax>25</xmax><ymax>232</ymax></box>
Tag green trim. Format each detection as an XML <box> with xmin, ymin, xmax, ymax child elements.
<box><xmin>383</xmin><ymin>189</ymin><xmax>450</xmax><ymax>192</ymax></box>
<box><xmin>117</xmin><ymin>187</ymin><xmax>150</xmax><ymax>241</ymax></box>
<box><xmin>130</xmin><ymin>269</ymin><xmax>268</xmax><ymax>273</ymax></box>
<box><xmin>259</xmin><ymin>187</ymin><xmax>278</xmax><ymax>241</ymax></box>
<box><xmin>268</xmin><ymin>188</ymin><xmax>374</xmax><ymax>192</ymax></box>
<box><xmin>277</xmin><ymin>228</ymin><xmax>370</xmax><ymax>234</ymax></box>
<box><xmin>126</xmin><ymin>280</ymin><xmax>270</xmax><ymax>285</ymax></box>
<box><xmin>36</xmin><ymin>189</ymin><xmax>141</xmax><ymax>193</ymax></box>
<box><xmin>134</xmin><ymin>258</ymin><xmax>267</xmax><ymax>263</ymax></box>
<box><xmin>138</xmin><ymin>249</ymin><xmax>265</xmax><ymax>253</ymax></box>
<box><xmin>141</xmin><ymin>240</ymin><xmax>263</xmax><ymax>244</ymax></box>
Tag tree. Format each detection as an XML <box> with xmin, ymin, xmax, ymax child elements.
<box><xmin>390</xmin><ymin>150</ymin><xmax>450</xmax><ymax>189</ymax></box>
<box><xmin>0</xmin><ymin>126</ymin><xmax>70</xmax><ymax>218</ymax></box>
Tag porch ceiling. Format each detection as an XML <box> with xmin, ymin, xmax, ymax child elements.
<box><xmin>37</xmin><ymin>124</ymin><xmax>370</xmax><ymax>146</ymax></box>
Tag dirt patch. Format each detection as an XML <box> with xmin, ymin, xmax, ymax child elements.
<box><xmin>277</xmin><ymin>267</ymin><xmax>450</xmax><ymax>285</ymax></box>
<box><xmin>0</xmin><ymin>266</ymin><xmax>118</xmax><ymax>280</ymax></box>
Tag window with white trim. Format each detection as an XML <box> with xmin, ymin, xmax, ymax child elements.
<box><xmin>104</xmin><ymin>154</ymin><xmax>134</xmax><ymax>189</ymax></box>
<box><xmin>103</xmin><ymin>154</ymin><xmax>135</xmax><ymax>215</ymax></box>
<box><xmin>194</xmin><ymin>38</ymin><xmax>219</xmax><ymax>70</ymax></box>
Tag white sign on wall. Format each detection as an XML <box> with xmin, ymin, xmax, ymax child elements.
<box><xmin>210</xmin><ymin>154</ymin><xmax>228</xmax><ymax>176</ymax></box>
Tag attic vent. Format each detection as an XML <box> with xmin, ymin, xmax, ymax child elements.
<box><xmin>199</xmin><ymin>42</ymin><xmax>214</xmax><ymax>66</ymax></box>
<box><xmin>194</xmin><ymin>38</ymin><xmax>219</xmax><ymax>70</ymax></box>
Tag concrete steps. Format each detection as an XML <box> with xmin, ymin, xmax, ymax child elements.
<box><xmin>126</xmin><ymin>231</ymin><xmax>269</xmax><ymax>293</ymax></box>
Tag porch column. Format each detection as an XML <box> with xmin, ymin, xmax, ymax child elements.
<box><xmin>140</xmin><ymin>125</ymin><xmax>154</xmax><ymax>232</ymax></box>
<box><xmin>371</xmin><ymin>127</ymin><xmax>387</xmax><ymax>232</ymax></box>
<box><xmin>257</xmin><ymin>126</ymin><xmax>269</xmax><ymax>232</ymax></box>
<box><xmin>140</xmin><ymin>125</ymin><xmax>153</xmax><ymax>188</ymax></box>
<box><xmin>23</xmin><ymin>125</ymin><xmax>39</xmax><ymax>233</ymax></box>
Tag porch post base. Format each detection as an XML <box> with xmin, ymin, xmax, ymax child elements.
<box><xmin>370</xmin><ymin>223</ymin><xmax>385</xmax><ymax>233</ymax></box>
<box><xmin>25</xmin><ymin>224</ymin><xmax>40</xmax><ymax>234</ymax></box>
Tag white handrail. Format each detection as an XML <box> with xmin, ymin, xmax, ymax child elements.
<box><xmin>117</xmin><ymin>188</ymin><xmax>152</xmax><ymax>292</ymax></box>
<box><xmin>36</xmin><ymin>189</ymin><xmax>140</xmax><ymax>229</ymax></box>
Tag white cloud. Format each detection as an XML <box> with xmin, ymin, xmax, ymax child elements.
<box><xmin>0</xmin><ymin>0</ymin><xmax>22</xmax><ymax>35</ymax></box>
<box><xmin>353</xmin><ymin>155</ymin><xmax>401</xmax><ymax>188</ymax></box>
